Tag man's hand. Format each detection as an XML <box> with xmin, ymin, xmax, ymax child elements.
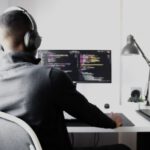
<box><xmin>108</xmin><ymin>113</ymin><xmax>123</xmax><ymax>127</ymax></box>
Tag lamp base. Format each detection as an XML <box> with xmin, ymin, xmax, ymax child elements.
<box><xmin>128</xmin><ymin>97</ymin><xmax>143</xmax><ymax>103</ymax></box>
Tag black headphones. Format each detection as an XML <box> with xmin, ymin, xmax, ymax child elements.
<box><xmin>2</xmin><ymin>6</ymin><xmax>41</xmax><ymax>50</ymax></box>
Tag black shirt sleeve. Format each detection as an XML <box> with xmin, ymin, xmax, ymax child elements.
<box><xmin>50</xmin><ymin>68</ymin><xmax>116</xmax><ymax>128</ymax></box>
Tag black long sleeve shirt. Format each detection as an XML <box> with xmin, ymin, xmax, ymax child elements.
<box><xmin>0</xmin><ymin>52</ymin><xmax>116</xmax><ymax>150</ymax></box>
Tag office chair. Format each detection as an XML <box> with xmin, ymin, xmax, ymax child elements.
<box><xmin>0</xmin><ymin>111</ymin><xmax>42</xmax><ymax>150</ymax></box>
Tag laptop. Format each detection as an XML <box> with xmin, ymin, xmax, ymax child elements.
<box><xmin>138</xmin><ymin>109</ymin><xmax>150</xmax><ymax>118</ymax></box>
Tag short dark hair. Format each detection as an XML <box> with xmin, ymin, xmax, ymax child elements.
<box><xmin>0</xmin><ymin>10</ymin><xmax>32</xmax><ymax>47</ymax></box>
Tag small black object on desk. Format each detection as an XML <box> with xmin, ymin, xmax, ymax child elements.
<box><xmin>104</xmin><ymin>103</ymin><xmax>110</xmax><ymax>109</ymax></box>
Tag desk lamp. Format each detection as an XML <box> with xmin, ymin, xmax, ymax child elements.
<box><xmin>122</xmin><ymin>35</ymin><xmax>150</xmax><ymax>106</ymax></box>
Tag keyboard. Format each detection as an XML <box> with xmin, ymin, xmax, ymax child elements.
<box><xmin>65</xmin><ymin>113</ymin><xmax>134</xmax><ymax>127</ymax></box>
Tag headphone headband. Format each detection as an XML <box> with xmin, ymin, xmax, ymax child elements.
<box><xmin>2</xmin><ymin>6</ymin><xmax>41</xmax><ymax>50</ymax></box>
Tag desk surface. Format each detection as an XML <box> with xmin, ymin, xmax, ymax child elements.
<box><xmin>66</xmin><ymin>103</ymin><xmax>150</xmax><ymax>133</ymax></box>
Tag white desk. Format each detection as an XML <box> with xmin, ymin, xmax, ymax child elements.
<box><xmin>66</xmin><ymin>103</ymin><xmax>150</xmax><ymax>150</ymax></box>
<box><xmin>66</xmin><ymin>103</ymin><xmax>150</xmax><ymax>133</ymax></box>
<box><xmin>67</xmin><ymin>103</ymin><xmax>150</xmax><ymax>150</ymax></box>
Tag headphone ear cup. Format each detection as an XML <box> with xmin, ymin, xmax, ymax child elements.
<box><xmin>24</xmin><ymin>31</ymin><xmax>41</xmax><ymax>50</ymax></box>
<box><xmin>34</xmin><ymin>34</ymin><xmax>41</xmax><ymax>49</ymax></box>
<box><xmin>24</xmin><ymin>31</ymin><xmax>30</xmax><ymax>48</ymax></box>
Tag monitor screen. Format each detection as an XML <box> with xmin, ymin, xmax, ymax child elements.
<box><xmin>79</xmin><ymin>50</ymin><xmax>111</xmax><ymax>83</ymax></box>
<box><xmin>38</xmin><ymin>50</ymin><xmax>79</xmax><ymax>81</ymax></box>
<box><xmin>38</xmin><ymin>50</ymin><xmax>111</xmax><ymax>83</ymax></box>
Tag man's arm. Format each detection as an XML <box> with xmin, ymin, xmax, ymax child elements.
<box><xmin>50</xmin><ymin>68</ymin><xmax>117</xmax><ymax>128</ymax></box>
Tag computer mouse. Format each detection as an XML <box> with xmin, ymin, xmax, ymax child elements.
<box><xmin>104</xmin><ymin>103</ymin><xmax>110</xmax><ymax>109</ymax></box>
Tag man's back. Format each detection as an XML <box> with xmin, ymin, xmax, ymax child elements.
<box><xmin>0</xmin><ymin>51</ymin><xmax>119</xmax><ymax>150</ymax></box>
<box><xmin>0</xmin><ymin>52</ymin><xmax>72</xmax><ymax>150</ymax></box>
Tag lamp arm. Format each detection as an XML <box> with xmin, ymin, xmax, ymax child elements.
<box><xmin>133</xmin><ymin>38</ymin><xmax>150</xmax><ymax>105</ymax></box>
<box><xmin>145</xmin><ymin>67</ymin><xmax>150</xmax><ymax>106</ymax></box>
<box><xmin>134</xmin><ymin>40</ymin><xmax>150</xmax><ymax>66</ymax></box>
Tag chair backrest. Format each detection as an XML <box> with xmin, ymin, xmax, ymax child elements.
<box><xmin>0</xmin><ymin>111</ymin><xmax>42</xmax><ymax>150</ymax></box>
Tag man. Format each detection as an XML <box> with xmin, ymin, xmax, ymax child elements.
<box><xmin>0</xmin><ymin>7</ymin><xmax>130</xmax><ymax>150</ymax></box>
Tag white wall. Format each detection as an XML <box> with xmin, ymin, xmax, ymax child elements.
<box><xmin>5</xmin><ymin>0</ymin><xmax>121</xmax><ymax>108</ymax></box>
<box><xmin>0</xmin><ymin>0</ymin><xmax>9</xmax><ymax>13</ymax></box>
<box><xmin>121</xmin><ymin>0</ymin><xmax>150</xmax><ymax>104</ymax></box>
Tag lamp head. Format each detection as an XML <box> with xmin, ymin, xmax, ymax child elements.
<box><xmin>122</xmin><ymin>35</ymin><xmax>139</xmax><ymax>55</ymax></box>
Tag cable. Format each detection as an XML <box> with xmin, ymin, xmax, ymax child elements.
<box><xmin>93</xmin><ymin>133</ymin><xmax>100</xmax><ymax>147</ymax></box>
<box><xmin>70</xmin><ymin>133</ymin><xmax>75</xmax><ymax>147</ymax></box>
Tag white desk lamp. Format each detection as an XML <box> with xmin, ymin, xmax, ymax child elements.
<box><xmin>122</xmin><ymin>35</ymin><xmax>150</xmax><ymax>106</ymax></box>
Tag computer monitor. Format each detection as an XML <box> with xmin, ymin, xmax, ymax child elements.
<box><xmin>38</xmin><ymin>50</ymin><xmax>79</xmax><ymax>81</ymax></box>
<box><xmin>78</xmin><ymin>50</ymin><xmax>111</xmax><ymax>83</ymax></box>
<box><xmin>38</xmin><ymin>50</ymin><xmax>111</xmax><ymax>83</ymax></box>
